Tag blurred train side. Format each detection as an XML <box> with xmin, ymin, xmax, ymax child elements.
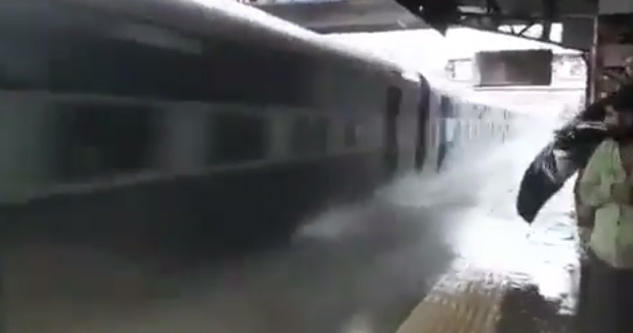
<box><xmin>425</xmin><ymin>80</ymin><xmax>525</xmax><ymax>174</ymax></box>
<box><xmin>0</xmin><ymin>0</ymin><xmax>524</xmax><ymax>259</ymax></box>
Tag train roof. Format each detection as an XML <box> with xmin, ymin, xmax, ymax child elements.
<box><xmin>25</xmin><ymin>0</ymin><xmax>417</xmax><ymax>78</ymax></box>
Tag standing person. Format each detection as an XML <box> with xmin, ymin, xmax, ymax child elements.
<box><xmin>577</xmin><ymin>94</ymin><xmax>633</xmax><ymax>333</ymax></box>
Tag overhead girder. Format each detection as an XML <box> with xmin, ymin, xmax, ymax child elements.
<box><xmin>392</xmin><ymin>0</ymin><xmax>597</xmax><ymax>45</ymax></box>
<box><xmin>252</xmin><ymin>0</ymin><xmax>596</xmax><ymax>48</ymax></box>
<box><xmin>456</xmin><ymin>0</ymin><xmax>595</xmax><ymax>18</ymax></box>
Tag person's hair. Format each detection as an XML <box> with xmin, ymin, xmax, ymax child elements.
<box><xmin>611</xmin><ymin>84</ymin><xmax>633</xmax><ymax>113</ymax></box>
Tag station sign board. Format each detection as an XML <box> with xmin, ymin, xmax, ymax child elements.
<box><xmin>473</xmin><ymin>49</ymin><xmax>553</xmax><ymax>87</ymax></box>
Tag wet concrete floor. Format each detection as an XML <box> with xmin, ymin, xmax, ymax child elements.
<box><xmin>1</xmin><ymin>129</ymin><xmax>580</xmax><ymax>333</ymax></box>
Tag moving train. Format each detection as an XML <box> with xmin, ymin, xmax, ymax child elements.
<box><xmin>0</xmin><ymin>0</ymin><xmax>519</xmax><ymax>258</ymax></box>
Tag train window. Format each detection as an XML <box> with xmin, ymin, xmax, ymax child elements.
<box><xmin>0</xmin><ymin>42</ymin><xmax>48</xmax><ymax>90</ymax></box>
<box><xmin>384</xmin><ymin>87</ymin><xmax>401</xmax><ymax>175</ymax></box>
<box><xmin>290</xmin><ymin>117</ymin><xmax>308</xmax><ymax>155</ymax></box>
<box><xmin>465</xmin><ymin>120</ymin><xmax>473</xmax><ymax>140</ymax></box>
<box><xmin>464</xmin><ymin>119</ymin><xmax>473</xmax><ymax>140</ymax></box>
<box><xmin>440</xmin><ymin>95</ymin><xmax>452</xmax><ymax>117</ymax></box>
<box><xmin>471</xmin><ymin>122</ymin><xmax>479</xmax><ymax>138</ymax></box>
<box><xmin>343</xmin><ymin>122</ymin><xmax>358</xmax><ymax>147</ymax></box>
<box><xmin>314</xmin><ymin>119</ymin><xmax>329</xmax><ymax>153</ymax></box>
<box><xmin>415</xmin><ymin>79</ymin><xmax>430</xmax><ymax>171</ymax></box>
<box><xmin>387</xmin><ymin>87</ymin><xmax>402</xmax><ymax>114</ymax></box>
<box><xmin>290</xmin><ymin>117</ymin><xmax>329</xmax><ymax>156</ymax></box>
<box><xmin>207</xmin><ymin>112</ymin><xmax>267</xmax><ymax>165</ymax></box>
<box><xmin>56</xmin><ymin>104</ymin><xmax>155</xmax><ymax>182</ymax></box>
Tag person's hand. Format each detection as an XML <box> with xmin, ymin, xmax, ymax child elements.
<box><xmin>578</xmin><ymin>226</ymin><xmax>592</xmax><ymax>244</ymax></box>
<box><xmin>612</xmin><ymin>182</ymin><xmax>632</xmax><ymax>205</ymax></box>
<box><xmin>577</xmin><ymin>226</ymin><xmax>592</xmax><ymax>261</ymax></box>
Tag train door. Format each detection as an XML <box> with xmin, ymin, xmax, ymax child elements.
<box><xmin>436</xmin><ymin>95</ymin><xmax>452</xmax><ymax>171</ymax></box>
<box><xmin>384</xmin><ymin>86</ymin><xmax>401</xmax><ymax>177</ymax></box>
<box><xmin>414</xmin><ymin>78</ymin><xmax>430</xmax><ymax>171</ymax></box>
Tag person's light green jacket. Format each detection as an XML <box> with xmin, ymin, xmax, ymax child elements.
<box><xmin>578</xmin><ymin>139</ymin><xmax>633</xmax><ymax>268</ymax></box>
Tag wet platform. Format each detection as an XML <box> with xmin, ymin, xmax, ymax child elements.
<box><xmin>396</xmin><ymin>264</ymin><xmax>575</xmax><ymax>333</ymax></box>
<box><xmin>393</xmin><ymin>134</ymin><xmax>579</xmax><ymax>333</ymax></box>
<box><xmin>1</xmin><ymin>131</ymin><xmax>581</xmax><ymax>333</ymax></box>
<box><xmin>396</xmin><ymin>267</ymin><xmax>507</xmax><ymax>333</ymax></box>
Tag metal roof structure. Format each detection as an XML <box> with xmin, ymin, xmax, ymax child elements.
<box><xmin>250</xmin><ymin>0</ymin><xmax>600</xmax><ymax>49</ymax></box>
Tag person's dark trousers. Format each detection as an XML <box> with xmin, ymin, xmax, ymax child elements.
<box><xmin>575</xmin><ymin>257</ymin><xmax>591</xmax><ymax>330</ymax></box>
<box><xmin>578</xmin><ymin>250</ymin><xmax>633</xmax><ymax>333</ymax></box>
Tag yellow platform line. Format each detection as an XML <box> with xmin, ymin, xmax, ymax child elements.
<box><xmin>395</xmin><ymin>269</ymin><xmax>507</xmax><ymax>333</ymax></box>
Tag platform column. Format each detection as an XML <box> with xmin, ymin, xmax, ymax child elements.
<box><xmin>592</xmin><ymin>0</ymin><xmax>633</xmax><ymax>99</ymax></box>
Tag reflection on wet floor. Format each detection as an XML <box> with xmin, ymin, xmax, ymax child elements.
<box><xmin>2</xmin><ymin>126</ymin><xmax>581</xmax><ymax>332</ymax></box>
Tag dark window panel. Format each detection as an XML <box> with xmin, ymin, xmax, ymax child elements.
<box><xmin>207</xmin><ymin>112</ymin><xmax>267</xmax><ymax>165</ymax></box>
<box><xmin>56</xmin><ymin>104</ymin><xmax>155</xmax><ymax>182</ymax></box>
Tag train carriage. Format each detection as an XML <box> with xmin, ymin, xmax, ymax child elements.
<box><xmin>0</xmin><ymin>0</ymin><xmax>516</xmax><ymax>258</ymax></box>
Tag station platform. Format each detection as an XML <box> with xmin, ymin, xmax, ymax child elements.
<box><xmin>396</xmin><ymin>261</ymin><xmax>575</xmax><ymax>333</ymax></box>
<box><xmin>2</xmin><ymin>136</ymin><xmax>581</xmax><ymax>333</ymax></box>
<box><xmin>392</xmin><ymin>138</ymin><xmax>579</xmax><ymax>333</ymax></box>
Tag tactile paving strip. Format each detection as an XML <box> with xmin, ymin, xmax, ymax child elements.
<box><xmin>395</xmin><ymin>267</ymin><xmax>509</xmax><ymax>333</ymax></box>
